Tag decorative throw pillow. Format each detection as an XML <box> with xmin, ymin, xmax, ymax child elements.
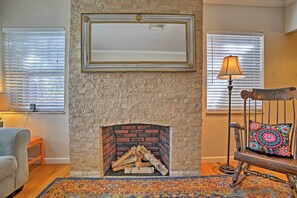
<box><xmin>248</xmin><ymin>120</ymin><xmax>292</xmax><ymax>157</ymax></box>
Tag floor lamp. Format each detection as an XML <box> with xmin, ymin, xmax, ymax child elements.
<box><xmin>217</xmin><ymin>55</ymin><xmax>244</xmax><ymax>174</ymax></box>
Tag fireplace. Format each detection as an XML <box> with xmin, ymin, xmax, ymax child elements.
<box><xmin>101</xmin><ymin>123</ymin><xmax>171</xmax><ymax>176</ymax></box>
<box><xmin>69</xmin><ymin>0</ymin><xmax>202</xmax><ymax>178</ymax></box>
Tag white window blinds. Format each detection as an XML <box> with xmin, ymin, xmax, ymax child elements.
<box><xmin>2</xmin><ymin>28</ymin><xmax>65</xmax><ymax>112</ymax></box>
<box><xmin>207</xmin><ymin>33</ymin><xmax>264</xmax><ymax>111</ymax></box>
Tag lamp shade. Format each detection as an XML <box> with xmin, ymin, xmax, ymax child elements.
<box><xmin>217</xmin><ymin>55</ymin><xmax>245</xmax><ymax>80</ymax></box>
<box><xmin>0</xmin><ymin>93</ymin><xmax>10</xmax><ymax>111</ymax></box>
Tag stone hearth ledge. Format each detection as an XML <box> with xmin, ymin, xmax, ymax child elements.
<box><xmin>70</xmin><ymin>170</ymin><xmax>200</xmax><ymax>177</ymax></box>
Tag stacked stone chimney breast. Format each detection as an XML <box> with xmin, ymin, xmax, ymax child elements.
<box><xmin>69</xmin><ymin>0</ymin><xmax>202</xmax><ymax>177</ymax></box>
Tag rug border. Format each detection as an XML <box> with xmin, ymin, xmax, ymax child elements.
<box><xmin>36</xmin><ymin>174</ymin><xmax>234</xmax><ymax>197</ymax></box>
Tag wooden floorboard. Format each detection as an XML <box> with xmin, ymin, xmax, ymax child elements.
<box><xmin>201</xmin><ymin>161</ymin><xmax>286</xmax><ymax>179</ymax></box>
<box><xmin>15</xmin><ymin>162</ymin><xmax>286</xmax><ymax>197</ymax></box>
<box><xmin>15</xmin><ymin>164</ymin><xmax>70</xmax><ymax>198</ymax></box>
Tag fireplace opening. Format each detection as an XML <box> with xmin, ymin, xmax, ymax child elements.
<box><xmin>101</xmin><ymin>123</ymin><xmax>171</xmax><ymax>176</ymax></box>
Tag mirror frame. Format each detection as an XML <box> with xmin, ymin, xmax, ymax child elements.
<box><xmin>81</xmin><ymin>13</ymin><xmax>196</xmax><ymax>72</ymax></box>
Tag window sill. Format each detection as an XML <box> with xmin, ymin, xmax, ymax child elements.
<box><xmin>206</xmin><ymin>111</ymin><xmax>244</xmax><ymax>115</ymax></box>
<box><xmin>2</xmin><ymin>111</ymin><xmax>66</xmax><ymax>114</ymax></box>
<box><xmin>206</xmin><ymin>111</ymin><xmax>263</xmax><ymax>115</ymax></box>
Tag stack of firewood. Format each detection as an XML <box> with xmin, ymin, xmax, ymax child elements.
<box><xmin>111</xmin><ymin>145</ymin><xmax>168</xmax><ymax>175</ymax></box>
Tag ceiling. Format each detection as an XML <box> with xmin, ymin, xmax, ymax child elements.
<box><xmin>203</xmin><ymin>0</ymin><xmax>296</xmax><ymax>7</ymax></box>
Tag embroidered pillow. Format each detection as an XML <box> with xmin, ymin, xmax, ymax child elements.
<box><xmin>248</xmin><ymin>120</ymin><xmax>292</xmax><ymax>157</ymax></box>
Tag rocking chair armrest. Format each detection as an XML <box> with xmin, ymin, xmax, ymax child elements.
<box><xmin>230</xmin><ymin>122</ymin><xmax>245</xmax><ymax>130</ymax></box>
<box><xmin>230</xmin><ymin>122</ymin><xmax>246</xmax><ymax>152</ymax></box>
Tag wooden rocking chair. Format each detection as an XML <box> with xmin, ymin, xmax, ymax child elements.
<box><xmin>230</xmin><ymin>87</ymin><xmax>297</xmax><ymax>195</ymax></box>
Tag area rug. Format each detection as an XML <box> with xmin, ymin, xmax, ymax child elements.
<box><xmin>37</xmin><ymin>175</ymin><xmax>293</xmax><ymax>198</ymax></box>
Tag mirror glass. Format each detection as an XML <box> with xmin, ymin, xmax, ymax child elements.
<box><xmin>81</xmin><ymin>14</ymin><xmax>196</xmax><ymax>72</ymax></box>
<box><xmin>91</xmin><ymin>23</ymin><xmax>187</xmax><ymax>62</ymax></box>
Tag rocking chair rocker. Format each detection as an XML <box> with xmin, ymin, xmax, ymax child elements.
<box><xmin>230</xmin><ymin>87</ymin><xmax>297</xmax><ymax>195</ymax></box>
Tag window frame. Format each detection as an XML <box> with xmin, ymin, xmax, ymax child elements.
<box><xmin>2</xmin><ymin>27</ymin><xmax>66</xmax><ymax>113</ymax></box>
<box><xmin>206</xmin><ymin>31</ymin><xmax>264</xmax><ymax>113</ymax></box>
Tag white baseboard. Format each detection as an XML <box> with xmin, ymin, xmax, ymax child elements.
<box><xmin>201</xmin><ymin>156</ymin><xmax>234</xmax><ymax>163</ymax></box>
<box><xmin>28</xmin><ymin>157</ymin><xmax>70</xmax><ymax>164</ymax></box>
<box><xmin>45</xmin><ymin>158</ymin><xmax>70</xmax><ymax>164</ymax></box>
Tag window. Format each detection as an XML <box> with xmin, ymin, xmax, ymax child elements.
<box><xmin>207</xmin><ymin>32</ymin><xmax>264</xmax><ymax>111</ymax></box>
<box><xmin>2</xmin><ymin>28</ymin><xmax>65</xmax><ymax>112</ymax></box>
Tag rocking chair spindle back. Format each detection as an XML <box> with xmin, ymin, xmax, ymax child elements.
<box><xmin>231</xmin><ymin>87</ymin><xmax>297</xmax><ymax>196</ymax></box>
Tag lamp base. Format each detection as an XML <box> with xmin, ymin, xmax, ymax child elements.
<box><xmin>219</xmin><ymin>164</ymin><xmax>235</xmax><ymax>174</ymax></box>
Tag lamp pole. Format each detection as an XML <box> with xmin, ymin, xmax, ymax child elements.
<box><xmin>219</xmin><ymin>75</ymin><xmax>235</xmax><ymax>174</ymax></box>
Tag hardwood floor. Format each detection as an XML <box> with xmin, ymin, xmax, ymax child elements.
<box><xmin>201</xmin><ymin>161</ymin><xmax>286</xmax><ymax>179</ymax></box>
<box><xmin>15</xmin><ymin>164</ymin><xmax>70</xmax><ymax>198</ymax></box>
<box><xmin>15</xmin><ymin>162</ymin><xmax>286</xmax><ymax>197</ymax></box>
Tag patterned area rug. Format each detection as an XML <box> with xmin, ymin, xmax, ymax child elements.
<box><xmin>37</xmin><ymin>175</ymin><xmax>293</xmax><ymax>198</ymax></box>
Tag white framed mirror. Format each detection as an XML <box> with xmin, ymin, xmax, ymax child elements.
<box><xmin>81</xmin><ymin>13</ymin><xmax>196</xmax><ymax>72</ymax></box>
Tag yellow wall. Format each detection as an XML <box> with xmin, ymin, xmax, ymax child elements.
<box><xmin>0</xmin><ymin>0</ymin><xmax>71</xmax><ymax>163</ymax></box>
<box><xmin>285</xmin><ymin>1</ymin><xmax>297</xmax><ymax>33</ymax></box>
<box><xmin>1</xmin><ymin>1</ymin><xmax>296</xmax><ymax>163</ymax></box>
<box><xmin>202</xmin><ymin>4</ymin><xmax>297</xmax><ymax>161</ymax></box>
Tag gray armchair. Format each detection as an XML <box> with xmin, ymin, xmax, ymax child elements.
<box><xmin>0</xmin><ymin>128</ymin><xmax>31</xmax><ymax>198</ymax></box>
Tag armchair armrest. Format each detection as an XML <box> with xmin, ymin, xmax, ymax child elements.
<box><xmin>230</xmin><ymin>122</ymin><xmax>246</xmax><ymax>152</ymax></box>
<box><xmin>0</xmin><ymin>128</ymin><xmax>31</xmax><ymax>188</ymax></box>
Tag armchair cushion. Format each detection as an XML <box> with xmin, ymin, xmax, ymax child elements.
<box><xmin>0</xmin><ymin>128</ymin><xmax>31</xmax><ymax>197</ymax></box>
<box><xmin>0</xmin><ymin>156</ymin><xmax>17</xmax><ymax>181</ymax></box>
<box><xmin>248</xmin><ymin>120</ymin><xmax>292</xmax><ymax>157</ymax></box>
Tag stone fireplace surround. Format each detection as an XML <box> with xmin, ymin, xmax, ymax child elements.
<box><xmin>101</xmin><ymin>124</ymin><xmax>171</xmax><ymax>175</ymax></box>
<box><xmin>69</xmin><ymin>0</ymin><xmax>202</xmax><ymax>177</ymax></box>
